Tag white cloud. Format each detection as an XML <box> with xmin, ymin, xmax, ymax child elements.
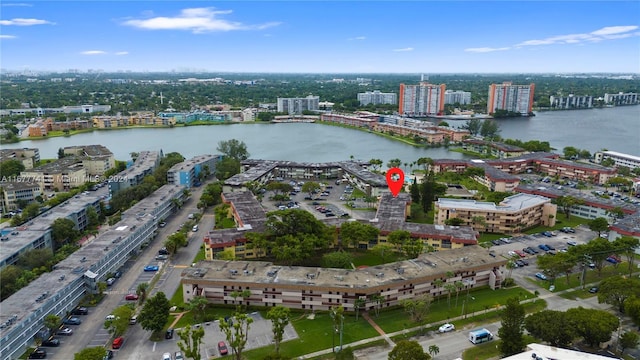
<box><xmin>1</xmin><ymin>3</ymin><xmax>33</xmax><ymax>7</ymax></box>
<box><xmin>348</xmin><ymin>36</ymin><xmax>366</xmax><ymax>41</ymax></box>
<box><xmin>393</xmin><ymin>47</ymin><xmax>414</xmax><ymax>52</ymax></box>
<box><xmin>81</xmin><ymin>50</ymin><xmax>107</xmax><ymax>55</ymax></box>
<box><xmin>465</xmin><ymin>47</ymin><xmax>510</xmax><ymax>53</ymax></box>
<box><xmin>0</xmin><ymin>18</ymin><xmax>54</xmax><ymax>26</ymax></box>
<box><xmin>122</xmin><ymin>7</ymin><xmax>280</xmax><ymax>33</ymax></box>
<box><xmin>469</xmin><ymin>25</ymin><xmax>639</xmax><ymax>53</ymax></box>
<box><xmin>115</xmin><ymin>51</ymin><xmax>129</xmax><ymax>55</ymax></box>
<box><xmin>0</xmin><ymin>34</ymin><xmax>17</xmax><ymax>39</ymax></box>
<box><xmin>591</xmin><ymin>25</ymin><xmax>638</xmax><ymax>36</ymax></box>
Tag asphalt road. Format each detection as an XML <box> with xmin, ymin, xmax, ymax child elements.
<box><xmin>51</xmin><ymin>184</ymin><xmax>209</xmax><ymax>360</ymax></box>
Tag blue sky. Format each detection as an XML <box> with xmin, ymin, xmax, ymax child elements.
<box><xmin>1</xmin><ymin>1</ymin><xmax>639</xmax><ymax>73</ymax></box>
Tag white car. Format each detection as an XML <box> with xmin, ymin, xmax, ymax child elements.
<box><xmin>105</xmin><ymin>315</ymin><xmax>117</xmax><ymax>321</ymax></box>
<box><xmin>162</xmin><ymin>352</ymin><xmax>172</xmax><ymax>360</ymax></box>
<box><xmin>438</xmin><ymin>323</ymin><xmax>455</xmax><ymax>333</ymax></box>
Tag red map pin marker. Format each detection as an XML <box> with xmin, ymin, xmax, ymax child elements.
<box><xmin>385</xmin><ymin>167</ymin><xmax>405</xmax><ymax>197</ymax></box>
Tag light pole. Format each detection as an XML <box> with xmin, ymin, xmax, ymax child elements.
<box><xmin>461</xmin><ymin>299</ymin><xmax>466</xmax><ymax>318</ymax></box>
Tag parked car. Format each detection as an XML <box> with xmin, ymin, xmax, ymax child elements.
<box><xmin>175</xmin><ymin>351</ymin><xmax>185</xmax><ymax>360</ymax></box>
<box><xmin>57</xmin><ymin>327</ymin><xmax>73</xmax><ymax>336</ymax></box>
<box><xmin>41</xmin><ymin>338</ymin><xmax>60</xmax><ymax>347</ymax></box>
<box><xmin>438</xmin><ymin>323</ymin><xmax>455</xmax><ymax>333</ymax></box>
<box><xmin>527</xmin><ymin>247</ymin><xmax>540</xmax><ymax>254</ymax></box>
<box><xmin>112</xmin><ymin>337</ymin><xmax>124</xmax><ymax>349</ymax></box>
<box><xmin>158</xmin><ymin>248</ymin><xmax>169</xmax><ymax>255</ymax></box>
<box><xmin>155</xmin><ymin>254</ymin><xmax>168</xmax><ymax>261</ymax></box>
<box><xmin>105</xmin><ymin>314</ymin><xmax>117</xmax><ymax>321</ymax></box>
<box><xmin>523</xmin><ymin>248</ymin><xmax>534</xmax><ymax>255</ymax></box>
<box><xmin>144</xmin><ymin>265</ymin><xmax>159</xmax><ymax>272</ymax></box>
<box><xmin>159</xmin><ymin>221</ymin><xmax>167</xmax><ymax>227</ymax></box>
<box><xmin>71</xmin><ymin>307</ymin><xmax>88</xmax><ymax>315</ymax></box>
<box><xmin>218</xmin><ymin>341</ymin><xmax>229</xmax><ymax>355</ymax></box>
<box><xmin>63</xmin><ymin>317</ymin><xmax>82</xmax><ymax>325</ymax></box>
<box><xmin>606</xmin><ymin>256</ymin><xmax>620</xmax><ymax>264</ymax></box>
<box><xmin>535</xmin><ymin>272</ymin><xmax>548</xmax><ymax>281</ymax></box>
<box><xmin>567</xmin><ymin>240</ymin><xmax>578</xmax><ymax>246</ymax></box>
<box><xmin>106</xmin><ymin>277</ymin><xmax>116</xmax><ymax>286</ymax></box>
<box><xmin>514</xmin><ymin>250</ymin><xmax>526</xmax><ymax>258</ymax></box>
<box><xmin>515</xmin><ymin>259</ymin><xmax>526</xmax><ymax>267</ymax></box>
<box><xmin>162</xmin><ymin>353</ymin><xmax>172</xmax><ymax>360</ymax></box>
<box><xmin>589</xmin><ymin>287</ymin><xmax>599</xmax><ymax>293</ymax></box>
<box><xmin>103</xmin><ymin>350</ymin><xmax>114</xmax><ymax>360</ymax></box>
<box><xmin>125</xmin><ymin>294</ymin><xmax>139</xmax><ymax>301</ymax></box>
<box><xmin>538</xmin><ymin>244</ymin><xmax>550</xmax><ymax>251</ymax></box>
<box><xmin>28</xmin><ymin>348</ymin><xmax>47</xmax><ymax>359</ymax></box>
<box><xmin>114</xmin><ymin>270</ymin><xmax>122</xmax><ymax>278</ymax></box>
<box><xmin>545</xmin><ymin>244</ymin><xmax>555</xmax><ymax>251</ymax></box>
<box><xmin>165</xmin><ymin>328</ymin><xmax>174</xmax><ymax>339</ymax></box>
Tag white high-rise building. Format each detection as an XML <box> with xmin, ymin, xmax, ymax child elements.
<box><xmin>487</xmin><ymin>82</ymin><xmax>535</xmax><ymax>115</ymax></box>
<box><xmin>604</xmin><ymin>92</ymin><xmax>638</xmax><ymax>106</ymax></box>
<box><xmin>399</xmin><ymin>82</ymin><xmax>446</xmax><ymax>116</ymax></box>
<box><xmin>549</xmin><ymin>95</ymin><xmax>593</xmax><ymax>109</ymax></box>
<box><xmin>357</xmin><ymin>91</ymin><xmax>397</xmax><ymax>106</ymax></box>
<box><xmin>444</xmin><ymin>90</ymin><xmax>471</xmax><ymax>105</ymax></box>
<box><xmin>277</xmin><ymin>96</ymin><xmax>320</xmax><ymax>114</ymax></box>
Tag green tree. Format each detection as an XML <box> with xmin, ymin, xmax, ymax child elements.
<box><xmin>339</xmin><ymin>221</ymin><xmax>379</xmax><ymax>249</ymax></box>
<box><xmin>402</xmin><ymin>238</ymin><xmax>424</xmax><ymax>259</ymax></box>
<box><xmin>0</xmin><ymin>159</ymin><xmax>25</xmax><ymax>178</ymax></box>
<box><xmin>387</xmin><ymin>158</ymin><xmax>402</xmax><ymax>169</ymax></box>
<box><xmin>388</xmin><ymin>340</ymin><xmax>430</xmax><ymax>360</ymax></box>
<box><xmin>368</xmin><ymin>158</ymin><xmax>383</xmax><ymax>172</ymax></box>
<box><xmin>589</xmin><ymin>217</ymin><xmax>610</xmax><ymax>238</ymax></box>
<box><xmin>563</xmin><ymin>146</ymin><xmax>580</xmax><ymax>159</ymax></box>
<box><xmin>597</xmin><ymin>276</ymin><xmax>640</xmax><ymax>313</ymax></box>
<box><xmin>401</xmin><ymin>294</ymin><xmax>432</xmax><ymax>324</ymax></box>
<box><xmin>620</xmin><ymin>331</ymin><xmax>640</xmax><ymax>355</ymax></box>
<box><xmin>567</xmin><ymin>307</ymin><xmax>619</xmax><ymax>347</ymax></box>
<box><xmin>217</xmin><ymin>139</ymin><xmax>250</xmax><ymax>161</ymax></box>
<box><xmin>371</xmin><ymin>243</ymin><xmax>393</xmax><ymax>262</ymax></box>
<box><xmin>524</xmin><ymin>310</ymin><xmax>575</xmax><ymax>347</ymax></box>
<box><xmin>44</xmin><ymin>314</ymin><xmax>61</xmax><ymax>334</ymax></box>
<box><xmin>444</xmin><ymin>218</ymin><xmax>464</xmax><ymax>226</ymax></box>
<box><xmin>0</xmin><ymin>265</ymin><xmax>22</xmax><ymax>300</ymax></box>
<box><xmin>214</xmin><ymin>157</ymin><xmax>241</xmax><ymax>180</ymax></box>
<box><xmin>613</xmin><ymin>236</ymin><xmax>640</xmax><ymax>276</ymax></box>
<box><xmin>17</xmin><ymin>248</ymin><xmax>53</xmax><ymax>270</ymax></box>
<box><xmin>86</xmin><ymin>206</ymin><xmax>100</xmax><ymax>228</ymax></box>
<box><xmin>480</xmin><ymin>119</ymin><xmax>501</xmax><ymax>140</ymax></box>
<box><xmin>498</xmin><ymin>297</ymin><xmax>526</xmax><ymax>357</ymax></box>
<box><xmin>370</xmin><ymin>293</ymin><xmax>384</xmax><ymax>318</ymax></box>
<box><xmin>74</xmin><ymin>346</ymin><xmax>107</xmax><ymax>360</ymax></box>
<box><xmin>322</xmin><ymin>251</ymin><xmax>353</xmax><ymax>269</ymax></box>
<box><xmin>625</xmin><ymin>296</ymin><xmax>640</xmax><ymax>326</ymax></box>
<box><xmin>177</xmin><ymin>325</ymin><xmax>205</xmax><ymax>360</ymax></box>
<box><xmin>463</xmin><ymin>119</ymin><xmax>482</xmax><ymax>136</ymax></box>
<box><xmin>554</xmin><ymin>195</ymin><xmax>583</xmax><ymax>219</ymax></box>
<box><xmin>428</xmin><ymin>344</ymin><xmax>439</xmax><ymax>358</ymax></box>
<box><xmin>51</xmin><ymin>218</ymin><xmax>80</xmax><ymax>250</ymax></box>
<box><xmin>96</xmin><ymin>281</ymin><xmax>107</xmax><ymax>296</ymax></box>
<box><xmin>266</xmin><ymin>306</ymin><xmax>291</xmax><ymax>355</ymax></box>
<box><xmin>387</xmin><ymin>230</ymin><xmax>411</xmax><ymax>251</ymax></box>
<box><xmin>301</xmin><ymin>181</ymin><xmax>321</xmax><ymax>198</ymax></box>
<box><xmin>187</xmin><ymin>295</ymin><xmax>210</xmax><ymax>324</ymax></box>
<box><xmin>219</xmin><ymin>312</ymin><xmax>254</xmax><ymax>360</ymax></box>
<box><xmin>139</xmin><ymin>292</ymin><xmax>171</xmax><ymax>334</ymax></box>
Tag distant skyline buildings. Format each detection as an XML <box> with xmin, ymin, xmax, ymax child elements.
<box><xmin>487</xmin><ymin>82</ymin><xmax>535</xmax><ymax>115</ymax></box>
<box><xmin>357</xmin><ymin>91</ymin><xmax>397</xmax><ymax>106</ymax></box>
<box><xmin>444</xmin><ymin>90</ymin><xmax>471</xmax><ymax>105</ymax></box>
<box><xmin>399</xmin><ymin>82</ymin><xmax>446</xmax><ymax>116</ymax></box>
<box><xmin>277</xmin><ymin>96</ymin><xmax>320</xmax><ymax>115</ymax></box>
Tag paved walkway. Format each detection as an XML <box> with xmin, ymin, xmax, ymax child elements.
<box><xmin>298</xmin><ymin>283</ymin><xmax>604</xmax><ymax>359</ymax></box>
<box><xmin>168</xmin><ymin>311</ymin><xmax>187</xmax><ymax>329</ymax></box>
<box><xmin>362</xmin><ymin>312</ymin><xmax>395</xmax><ymax>347</ymax></box>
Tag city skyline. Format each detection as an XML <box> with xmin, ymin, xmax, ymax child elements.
<box><xmin>0</xmin><ymin>1</ymin><xmax>639</xmax><ymax>73</ymax></box>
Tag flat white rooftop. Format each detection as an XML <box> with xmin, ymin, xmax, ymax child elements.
<box><xmin>503</xmin><ymin>343</ymin><xmax>620</xmax><ymax>360</ymax></box>
<box><xmin>437</xmin><ymin>193</ymin><xmax>550</xmax><ymax>212</ymax></box>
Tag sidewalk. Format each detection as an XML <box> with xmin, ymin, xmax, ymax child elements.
<box><xmin>298</xmin><ymin>283</ymin><xmax>603</xmax><ymax>359</ymax></box>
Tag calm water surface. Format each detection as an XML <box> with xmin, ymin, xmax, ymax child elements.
<box><xmin>3</xmin><ymin>106</ymin><xmax>638</xmax><ymax>162</ymax></box>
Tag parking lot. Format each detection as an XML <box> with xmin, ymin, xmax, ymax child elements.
<box><xmin>262</xmin><ymin>179</ymin><xmax>377</xmax><ymax>221</ymax></box>
<box><xmin>153</xmin><ymin>312</ymin><xmax>298</xmax><ymax>359</ymax></box>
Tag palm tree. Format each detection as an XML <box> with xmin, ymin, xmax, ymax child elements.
<box><xmin>454</xmin><ymin>281</ymin><xmax>464</xmax><ymax>307</ymax></box>
<box><xmin>354</xmin><ymin>298</ymin><xmax>366</xmax><ymax>320</ymax></box>
<box><xmin>433</xmin><ymin>279</ymin><xmax>444</xmax><ymax>303</ymax></box>
<box><xmin>136</xmin><ymin>282</ymin><xmax>149</xmax><ymax>303</ymax></box>
<box><xmin>444</xmin><ymin>284</ymin><xmax>456</xmax><ymax>308</ymax></box>
<box><xmin>428</xmin><ymin>344</ymin><xmax>440</xmax><ymax>358</ymax></box>
<box><xmin>370</xmin><ymin>293</ymin><xmax>384</xmax><ymax>317</ymax></box>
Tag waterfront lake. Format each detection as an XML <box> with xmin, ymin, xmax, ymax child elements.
<box><xmin>3</xmin><ymin>105</ymin><xmax>638</xmax><ymax>162</ymax></box>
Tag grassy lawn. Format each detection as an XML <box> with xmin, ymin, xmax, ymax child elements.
<box><xmin>243</xmin><ymin>312</ymin><xmax>379</xmax><ymax>360</ymax></box>
<box><xmin>352</xmin><ymin>251</ymin><xmax>404</xmax><ymax>267</ymax></box>
<box><xmin>528</xmin><ymin>260</ymin><xmax>632</xmax><ymax>293</ymax></box>
<box><xmin>524</xmin><ymin>215</ymin><xmax>589</xmax><ymax>234</ymax></box>
<box><xmin>375</xmin><ymin>286</ymin><xmax>535</xmax><ymax>334</ymax></box>
<box><xmin>169</xmin><ymin>286</ymin><xmax>184</xmax><ymax>308</ymax></box>
<box><xmin>478</xmin><ymin>233</ymin><xmax>511</xmax><ymax>245</ymax></box>
<box><xmin>407</xmin><ymin>203</ymin><xmax>434</xmax><ymax>224</ymax></box>
<box><xmin>192</xmin><ymin>245</ymin><xmax>206</xmax><ymax>263</ymax></box>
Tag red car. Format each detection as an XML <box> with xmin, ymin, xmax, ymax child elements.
<box><xmin>514</xmin><ymin>250</ymin><xmax>526</xmax><ymax>258</ymax></box>
<box><xmin>125</xmin><ymin>294</ymin><xmax>139</xmax><ymax>301</ymax></box>
<box><xmin>218</xmin><ymin>341</ymin><xmax>228</xmax><ymax>355</ymax></box>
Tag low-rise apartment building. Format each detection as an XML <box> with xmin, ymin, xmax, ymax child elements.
<box><xmin>594</xmin><ymin>151</ymin><xmax>640</xmax><ymax>170</ymax></box>
<box><xmin>533</xmin><ymin>158</ymin><xmax>616</xmax><ymax>185</ymax></box>
<box><xmin>0</xmin><ymin>184</ymin><xmax>184</xmax><ymax>360</ymax></box>
<box><xmin>108</xmin><ymin>151</ymin><xmax>161</xmax><ymax>195</ymax></box>
<box><xmin>167</xmin><ymin>154</ymin><xmax>221</xmax><ymax>188</ymax></box>
<box><xmin>604</xmin><ymin>92</ymin><xmax>638</xmax><ymax>106</ymax></box>
<box><xmin>0</xmin><ymin>181</ymin><xmax>42</xmax><ymax>212</ymax></box>
<box><xmin>462</xmin><ymin>139</ymin><xmax>528</xmax><ymax>159</ymax></box>
<box><xmin>20</xmin><ymin>157</ymin><xmax>87</xmax><ymax>191</ymax></box>
<box><xmin>434</xmin><ymin>193</ymin><xmax>557</xmax><ymax>233</ymax></box>
<box><xmin>63</xmin><ymin>145</ymin><xmax>115</xmax><ymax>176</ymax></box>
<box><xmin>0</xmin><ymin>148</ymin><xmax>40</xmax><ymax>169</ymax></box>
<box><xmin>183</xmin><ymin>246</ymin><xmax>506</xmax><ymax>313</ymax></box>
